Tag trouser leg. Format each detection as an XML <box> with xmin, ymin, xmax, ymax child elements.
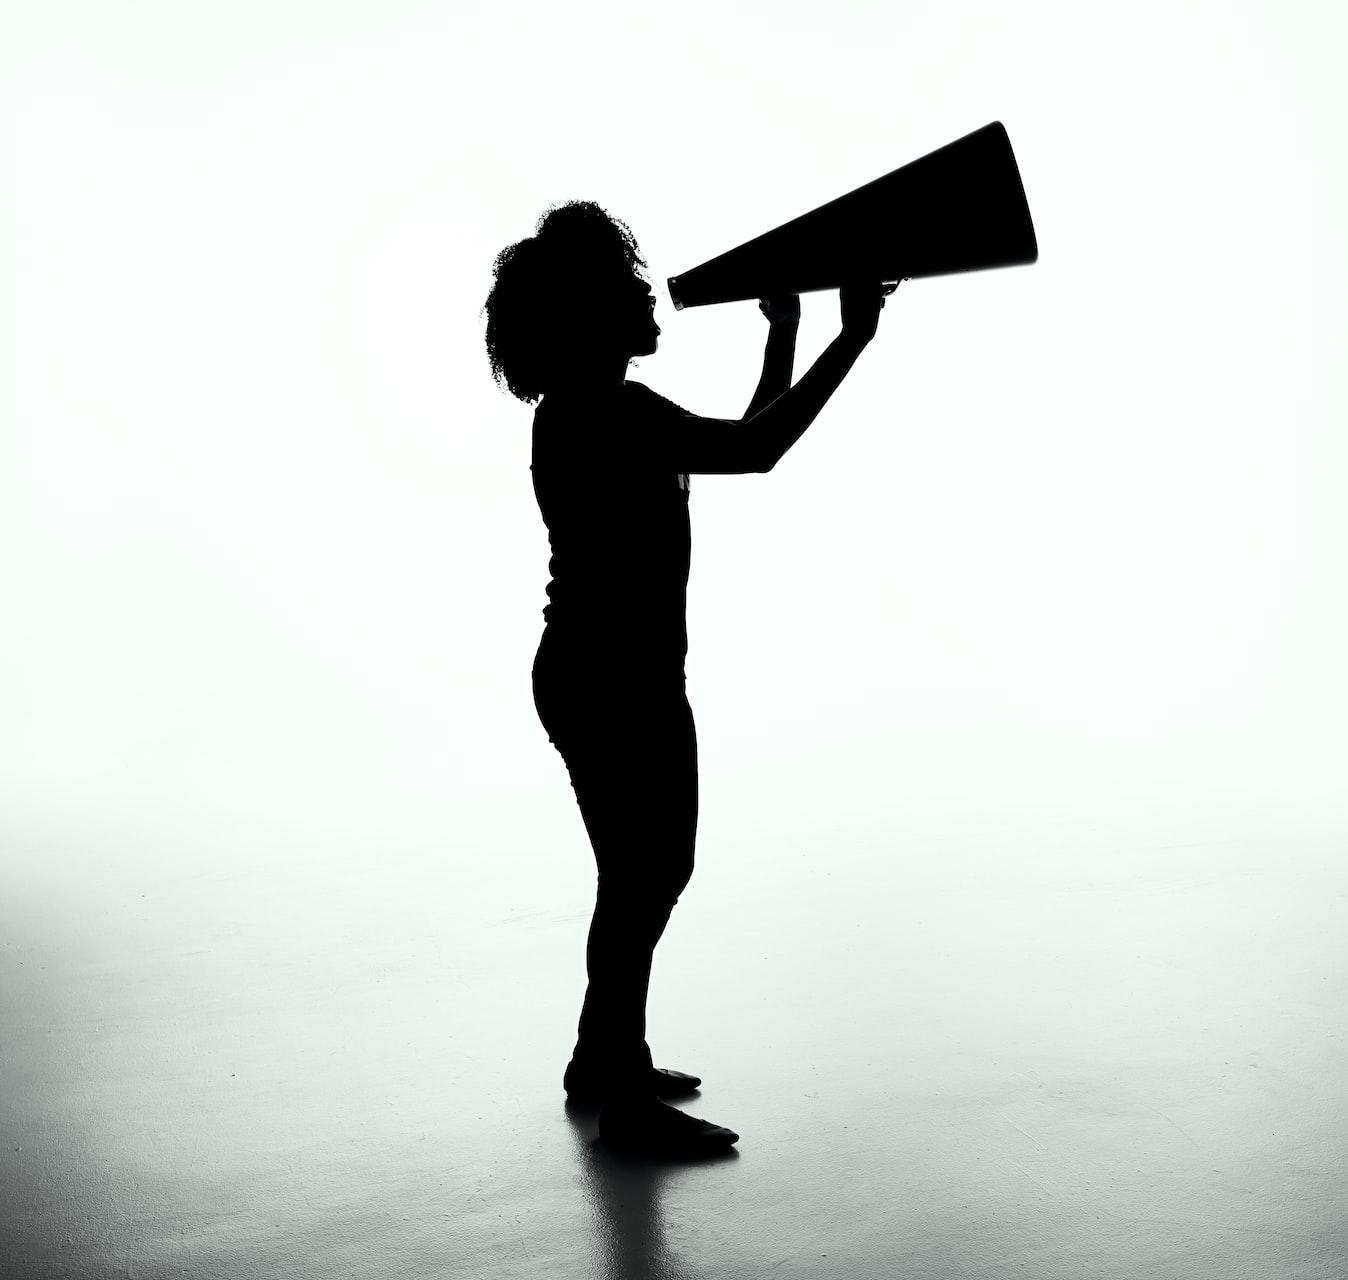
<box><xmin>573</xmin><ymin>886</ymin><xmax>674</xmax><ymax>1076</ymax></box>
<box><xmin>555</xmin><ymin>688</ymin><xmax>698</xmax><ymax>1086</ymax></box>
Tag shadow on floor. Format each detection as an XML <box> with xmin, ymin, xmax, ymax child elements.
<box><xmin>563</xmin><ymin>1097</ymin><xmax>740</xmax><ymax>1280</ymax></box>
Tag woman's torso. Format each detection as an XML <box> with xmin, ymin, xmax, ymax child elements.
<box><xmin>531</xmin><ymin>381</ymin><xmax>691</xmax><ymax>679</ymax></box>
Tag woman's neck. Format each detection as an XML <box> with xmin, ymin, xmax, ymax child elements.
<box><xmin>545</xmin><ymin>352</ymin><xmax>632</xmax><ymax>398</ymax></box>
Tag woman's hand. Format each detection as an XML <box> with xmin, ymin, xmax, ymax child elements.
<box><xmin>758</xmin><ymin>295</ymin><xmax>801</xmax><ymax>328</ymax></box>
<box><xmin>839</xmin><ymin>280</ymin><xmax>893</xmax><ymax>346</ymax></box>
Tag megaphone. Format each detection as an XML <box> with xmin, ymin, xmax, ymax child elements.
<box><xmin>667</xmin><ymin>121</ymin><xmax>1037</xmax><ymax>309</ymax></box>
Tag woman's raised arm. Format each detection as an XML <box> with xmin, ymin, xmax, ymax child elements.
<box><xmin>663</xmin><ymin>281</ymin><xmax>891</xmax><ymax>475</ymax></box>
<box><xmin>743</xmin><ymin>296</ymin><xmax>800</xmax><ymax>419</ymax></box>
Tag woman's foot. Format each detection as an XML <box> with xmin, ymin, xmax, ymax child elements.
<box><xmin>598</xmin><ymin>1096</ymin><xmax>739</xmax><ymax>1157</ymax></box>
<box><xmin>564</xmin><ymin>1060</ymin><xmax>702</xmax><ymax>1103</ymax></box>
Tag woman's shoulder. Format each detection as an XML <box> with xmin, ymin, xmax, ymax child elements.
<box><xmin>623</xmin><ymin>380</ymin><xmax>689</xmax><ymax>420</ymax></box>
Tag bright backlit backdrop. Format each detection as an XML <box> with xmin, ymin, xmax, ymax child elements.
<box><xmin>3</xmin><ymin>1</ymin><xmax>1346</xmax><ymax>874</ymax></box>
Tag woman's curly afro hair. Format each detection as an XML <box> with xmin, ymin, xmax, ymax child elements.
<box><xmin>483</xmin><ymin>200</ymin><xmax>648</xmax><ymax>404</ymax></box>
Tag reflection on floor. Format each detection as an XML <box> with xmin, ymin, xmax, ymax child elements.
<box><xmin>3</xmin><ymin>799</ymin><xmax>1346</xmax><ymax>1279</ymax></box>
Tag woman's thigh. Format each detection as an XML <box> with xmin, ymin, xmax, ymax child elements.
<box><xmin>534</xmin><ymin>661</ymin><xmax>698</xmax><ymax>896</ymax></box>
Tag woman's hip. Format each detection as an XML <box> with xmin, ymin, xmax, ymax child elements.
<box><xmin>533</xmin><ymin>636</ymin><xmax>691</xmax><ymax>752</ymax></box>
<box><xmin>533</xmin><ymin>631</ymin><xmax>686</xmax><ymax>699</ymax></box>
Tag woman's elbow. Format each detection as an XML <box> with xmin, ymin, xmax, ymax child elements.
<box><xmin>743</xmin><ymin>429</ymin><xmax>777</xmax><ymax>474</ymax></box>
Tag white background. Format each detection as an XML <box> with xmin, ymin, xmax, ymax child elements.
<box><xmin>3</xmin><ymin>1</ymin><xmax>1346</xmax><ymax>878</ymax></box>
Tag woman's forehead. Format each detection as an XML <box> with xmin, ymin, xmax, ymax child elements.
<box><xmin>597</xmin><ymin>267</ymin><xmax>647</xmax><ymax>288</ymax></box>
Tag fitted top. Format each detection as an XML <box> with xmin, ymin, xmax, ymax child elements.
<box><xmin>531</xmin><ymin>380</ymin><xmax>694</xmax><ymax>671</ymax></box>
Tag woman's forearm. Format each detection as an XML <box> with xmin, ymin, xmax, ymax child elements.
<box><xmin>743</xmin><ymin>329</ymin><xmax>871</xmax><ymax>471</ymax></box>
<box><xmin>744</xmin><ymin>324</ymin><xmax>797</xmax><ymax>419</ymax></box>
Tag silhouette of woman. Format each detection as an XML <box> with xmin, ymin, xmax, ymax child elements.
<box><xmin>484</xmin><ymin>201</ymin><xmax>888</xmax><ymax>1156</ymax></box>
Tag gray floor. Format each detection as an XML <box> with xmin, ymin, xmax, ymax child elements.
<box><xmin>4</xmin><ymin>798</ymin><xmax>1346</xmax><ymax>1280</ymax></box>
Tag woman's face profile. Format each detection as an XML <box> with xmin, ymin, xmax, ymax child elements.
<box><xmin>632</xmin><ymin>277</ymin><xmax>660</xmax><ymax>357</ymax></box>
<box><xmin>591</xmin><ymin>270</ymin><xmax>659</xmax><ymax>361</ymax></box>
<box><xmin>544</xmin><ymin>262</ymin><xmax>660</xmax><ymax>393</ymax></box>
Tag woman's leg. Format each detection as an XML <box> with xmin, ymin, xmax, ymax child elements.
<box><xmin>534</xmin><ymin>657</ymin><xmax>738</xmax><ymax>1151</ymax></box>
<box><xmin>564</xmin><ymin>688</ymin><xmax>697</xmax><ymax>1084</ymax></box>
<box><xmin>533</xmin><ymin>648</ymin><xmax>697</xmax><ymax>1088</ymax></box>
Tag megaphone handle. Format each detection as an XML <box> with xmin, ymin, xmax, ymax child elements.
<box><xmin>880</xmin><ymin>279</ymin><xmax>902</xmax><ymax>296</ymax></box>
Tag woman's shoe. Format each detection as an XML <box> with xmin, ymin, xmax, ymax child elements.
<box><xmin>598</xmin><ymin>1096</ymin><xmax>738</xmax><ymax>1157</ymax></box>
<box><xmin>563</xmin><ymin>1060</ymin><xmax>701</xmax><ymax>1102</ymax></box>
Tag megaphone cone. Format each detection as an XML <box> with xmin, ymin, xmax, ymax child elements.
<box><xmin>667</xmin><ymin>121</ymin><xmax>1037</xmax><ymax>309</ymax></box>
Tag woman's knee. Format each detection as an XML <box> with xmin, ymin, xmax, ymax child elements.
<box><xmin>663</xmin><ymin>851</ymin><xmax>694</xmax><ymax>903</ymax></box>
<box><xmin>598</xmin><ymin>856</ymin><xmax>693</xmax><ymax>914</ymax></box>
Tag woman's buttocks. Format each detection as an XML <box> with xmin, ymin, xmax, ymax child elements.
<box><xmin>533</xmin><ymin>625</ymin><xmax>687</xmax><ymax>742</ymax></box>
